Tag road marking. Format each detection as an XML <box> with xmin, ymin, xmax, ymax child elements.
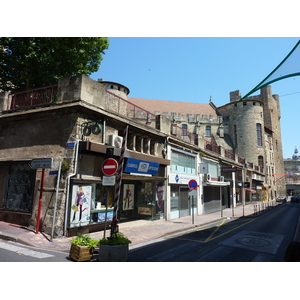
<box><xmin>0</xmin><ymin>242</ymin><xmax>54</xmax><ymax>259</ymax></box>
<box><xmin>221</xmin><ymin>230</ymin><xmax>284</xmax><ymax>254</ymax></box>
<box><xmin>166</xmin><ymin>217</ymin><xmax>257</xmax><ymax>243</ymax></box>
<box><xmin>204</xmin><ymin>219</ymin><xmax>226</xmax><ymax>242</ymax></box>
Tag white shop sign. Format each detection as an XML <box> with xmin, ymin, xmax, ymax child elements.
<box><xmin>169</xmin><ymin>173</ymin><xmax>200</xmax><ymax>185</ymax></box>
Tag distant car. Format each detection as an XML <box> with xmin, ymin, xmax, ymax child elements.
<box><xmin>276</xmin><ymin>196</ymin><xmax>287</xmax><ymax>203</ymax></box>
<box><xmin>291</xmin><ymin>195</ymin><xmax>300</xmax><ymax>203</ymax></box>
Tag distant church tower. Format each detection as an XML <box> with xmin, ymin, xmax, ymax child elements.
<box><xmin>292</xmin><ymin>147</ymin><xmax>300</xmax><ymax>161</ymax></box>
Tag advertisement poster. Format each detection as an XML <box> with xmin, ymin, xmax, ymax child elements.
<box><xmin>70</xmin><ymin>185</ymin><xmax>92</xmax><ymax>227</ymax></box>
<box><xmin>155</xmin><ymin>182</ymin><xmax>165</xmax><ymax>214</ymax></box>
<box><xmin>123</xmin><ymin>184</ymin><xmax>134</xmax><ymax>210</ymax></box>
<box><xmin>98</xmin><ymin>211</ymin><xmax>113</xmax><ymax>222</ymax></box>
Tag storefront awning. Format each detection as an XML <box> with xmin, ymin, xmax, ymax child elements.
<box><xmin>246</xmin><ymin>188</ymin><xmax>256</xmax><ymax>193</ymax></box>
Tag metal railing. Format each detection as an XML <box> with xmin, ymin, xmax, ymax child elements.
<box><xmin>225</xmin><ymin>149</ymin><xmax>235</xmax><ymax>160</ymax></box>
<box><xmin>205</xmin><ymin>140</ymin><xmax>220</xmax><ymax>154</ymax></box>
<box><xmin>171</xmin><ymin>123</ymin><xmax>198</xmax><ymax>145</ymax></box>
<box><xmin>105</xmin><ymin>90</ymin><xmax>159</xmax><ymax>129</ymax></box>
<box><xmin>9</xmin><ymin>84</ymin><xmax>58</xmax><ymax>109</ymax></box>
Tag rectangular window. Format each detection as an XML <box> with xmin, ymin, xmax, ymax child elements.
<box><xmin>5</xmin><ymin>162</ymin><xmax>36</xmax><ymax>211</ymax></box>
<box><xmin>205</xmin><ymin>126</ymin><xmax>211</xmax><ymax>137</ymax></box>
<box><xmin>256</xmin><ymin>123</ymin><xmax>262</xmax><ymax>146</ymax></box>
<box><xmin>182</xmin><ymin>124</ymin><xmax>188</xmax><ymax>136</ymax></box>
<box><xmin>171</xmin><ymin>151</ymin><xmax>196</xmax><ymax>175</ymax></box>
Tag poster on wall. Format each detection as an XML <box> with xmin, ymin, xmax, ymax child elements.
<box><xmin>70</xmin><ymin>185</ymin><xmax>92</xmax><ymax>227</ymax></box>
<box><xmin>155</xmin><ymin>182</ymin><xmax>165</xmax><ymax>214</ymax></box>
<box><xmin>123</xmin><ymin>184</ymin><xmax>134</xmax><ymax>210</ymax></box>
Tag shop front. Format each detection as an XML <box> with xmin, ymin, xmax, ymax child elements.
<box><xmin>169</xmin><ymin>173</ymin><xmax>199</xmax><ymax>219</ymax></box>
<box><xmin>67</xmin><ymin>146</ymin><xmax>170</xmax><ymax>236</ymax></box>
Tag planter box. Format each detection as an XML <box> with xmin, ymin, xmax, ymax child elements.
<box><xmin>69</xmin><ymin>244</ymin><xmax>94</xmax><ymax>262</ymax></box>
<box><xmin>98</xmin><ymin>244</ymin><xmax>129</xmax><ymax>262</ymax></box>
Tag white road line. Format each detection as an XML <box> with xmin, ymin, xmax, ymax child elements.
<box><xmin>0</xmin><ymin>241</ymin><xmax>54</xmax><ymax>259</ymax></box>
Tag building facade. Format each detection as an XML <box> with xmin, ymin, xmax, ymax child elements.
<box><xmin>0</xmin><ymin>74</ymin><xmax>286</xmax><ymax>238</ymax></box>
<box><xmin>284</xmin><ymin>147</ymin><xmax>300</xmax><ymax>195</ymax></box>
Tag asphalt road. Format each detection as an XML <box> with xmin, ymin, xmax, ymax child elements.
<box><xmin>0</xmin><ymin>240</ymin><xmax>72</xmax><ymax>262</ymax></box>
<box><xmin>128</xmin><ymin>201</ymin><xmax>300</xmax><ymax>262</ymax></box>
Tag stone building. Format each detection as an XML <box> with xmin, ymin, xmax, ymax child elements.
<box><xmin>128</xmin><ymin>85</ymin><xmax>286</xmax><ymax>203</ymax></box>
<box><xmin>0</xmin><ymin>74</ymin><xmax>285</xmax><ymax>238</ymax></box>
<box><xmin>284</xmin><ymin>147</ymin><xmax>300</xmax><ymax>195</ymax></box>
<box><xmin>0</xmin><ymin>75</ymin><xmax>170</xmax><ymax>237</ymax></box>
<box><xmin>217</xmin><ymin>85</ymin><xmax>286</xmax><ymax>200</ymax></box>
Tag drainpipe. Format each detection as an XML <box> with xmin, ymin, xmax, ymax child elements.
<box><xmin>63</xmin><ymin>140</ymin><xmax>79</xmax><ymax>236</ymax></box>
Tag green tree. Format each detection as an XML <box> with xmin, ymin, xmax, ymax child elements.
<box><xmin>0</xmin><ymin>37</ymin><xmax>109</xmax><ymax>92</ymax></box>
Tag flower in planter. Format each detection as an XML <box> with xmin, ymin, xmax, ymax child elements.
<box><xmin>99</xmin><ymin>232</ymin><xmax>131</xmax><ymax>246</ymax></box>
<box><xmin>71</xmin><ymin>233</ymin><xmax>99</xmax><ymax>248</ymax></box>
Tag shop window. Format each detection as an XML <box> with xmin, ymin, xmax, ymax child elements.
<box><xmin>4</xmin><ymin>162</ymin><xmax>35</xmax><ymax>212</ymax></box>
<box><xmin>70</xmin><ymin>184</ymin><xmax>115</xmax><ymax>228</ymax></box>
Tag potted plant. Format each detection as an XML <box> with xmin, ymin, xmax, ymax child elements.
<box><xmin>98</xmin><ymin>232</ymin><xmax>131</xmax><ymax>262</ymax></box>
<box><xmin>69</xmin><ymin>233</ymin><xmax>99</xmax><ymax>262</ymax></box>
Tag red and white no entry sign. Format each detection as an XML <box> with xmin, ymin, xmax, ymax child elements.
<box><xmin>102</xmin><ymin>158</ymin><xmax>118</xmax><ymax>176</ymax></box>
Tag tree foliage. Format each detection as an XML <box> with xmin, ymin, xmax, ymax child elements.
<box><xmin>0</xmin><ymin>37</ymin><xmax>109</xmax><ymax>92</ymax></box>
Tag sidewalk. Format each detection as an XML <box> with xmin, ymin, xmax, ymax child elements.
<box><xmin>0</xmin><ymin>202</ymin><xmax>283</xmax><ymax>254</ymax></box>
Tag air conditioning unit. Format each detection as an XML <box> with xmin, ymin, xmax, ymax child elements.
<box><xmin>204</xmin><ymin>173</ymin><xmax>211</xmax><ymax>182</ymax></box>
<box><xmin>108</xmin><ymin>135</ymin><xmax>123</xmax><ymax>148</ymax></box>
<box><xmin>219</xmin><ymin>176</ymin><xmax>224</xmax><ymax>182</ymax></box>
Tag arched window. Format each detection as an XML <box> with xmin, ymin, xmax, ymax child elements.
<box><xmin>205</xmin><ymin>126</ymin><xmax>211</xmax><ymax>137</ymax></box>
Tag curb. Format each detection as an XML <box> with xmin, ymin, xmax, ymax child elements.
<box><xmin>0</xmin><ymin>232</ymin><xmax>18</xmax><ymax>243</ymax></box>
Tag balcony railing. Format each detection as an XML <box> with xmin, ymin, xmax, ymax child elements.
<box><xmin>105</xmin><ymin>90</ymin><xmax>159</xmax><ymax>129</ymax></box>
<box><xmin>225</xmin><ymin>149</ymin><xmax>235</xmax><ymax>160</ymax></box>
<box><xmin>171</xmin><ymin>123</ymin><xmax>198</xmax><ymax>146</ymax></box>
<box><xmin>205</xmin><ymin>140</ymin><xmax>220</xmax><ymax>154</ymax></box>
<box><xmin>9</xmin><ymin>85</ymin><xmax>58</xmax><ymax>109</ymax></box>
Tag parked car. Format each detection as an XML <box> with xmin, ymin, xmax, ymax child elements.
<box><xmin>291</xmin><ymin>195</ymin><xmax>300</xmax><ymax>203</ymax></box>
<box><xmin>276</xmin><ymin>196</ymin><xmax>287</xmax><ymax>203</ymax></box>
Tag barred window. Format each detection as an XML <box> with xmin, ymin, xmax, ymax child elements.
<box><xmin>4</xmin><ymin>162</ymin><xmax>35</xmax><ymax>212</ymax></box>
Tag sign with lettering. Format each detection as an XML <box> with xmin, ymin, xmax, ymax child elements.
<box><xmin>29</xmin><ymin>158</ymin><xmax>53</xmax><ymax>169</ymax></box>
<box><xmin>124</xmin><ymin>158</ymin><xmax>160</xmax><ymax>175</ymax></box>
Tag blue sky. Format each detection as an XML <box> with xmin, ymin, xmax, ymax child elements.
<box><xmin>90</xmin><ymin>37</ymin><xmax>300</xmax><ymax>159</ymax></box>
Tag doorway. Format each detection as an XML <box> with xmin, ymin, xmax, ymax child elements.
<box><xmin>179</xmin><ymin>187</ymin><xmax>190</xmax><ymax>217</ymax></box>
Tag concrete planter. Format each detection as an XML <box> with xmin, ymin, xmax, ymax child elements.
<box><xmin>98</xmin><ymin>244</ymin><xmax>129</xmax><ymax>262</ymax></box>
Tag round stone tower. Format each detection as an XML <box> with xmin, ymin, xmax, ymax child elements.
<box><xmin>98</xmin><ymin>79</ymin><xmax>130</xmax><ymax>99</ymax></box>
<box><xmin>218</xmin><ymin>91</ymin><xmax>265</xmax><ymax>165</ymax></box>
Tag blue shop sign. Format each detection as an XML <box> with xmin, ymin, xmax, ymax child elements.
<box><xmin>125</xmin><ymin>158</ymin><xmax>160</xmax><ymax>175</ymax></box>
